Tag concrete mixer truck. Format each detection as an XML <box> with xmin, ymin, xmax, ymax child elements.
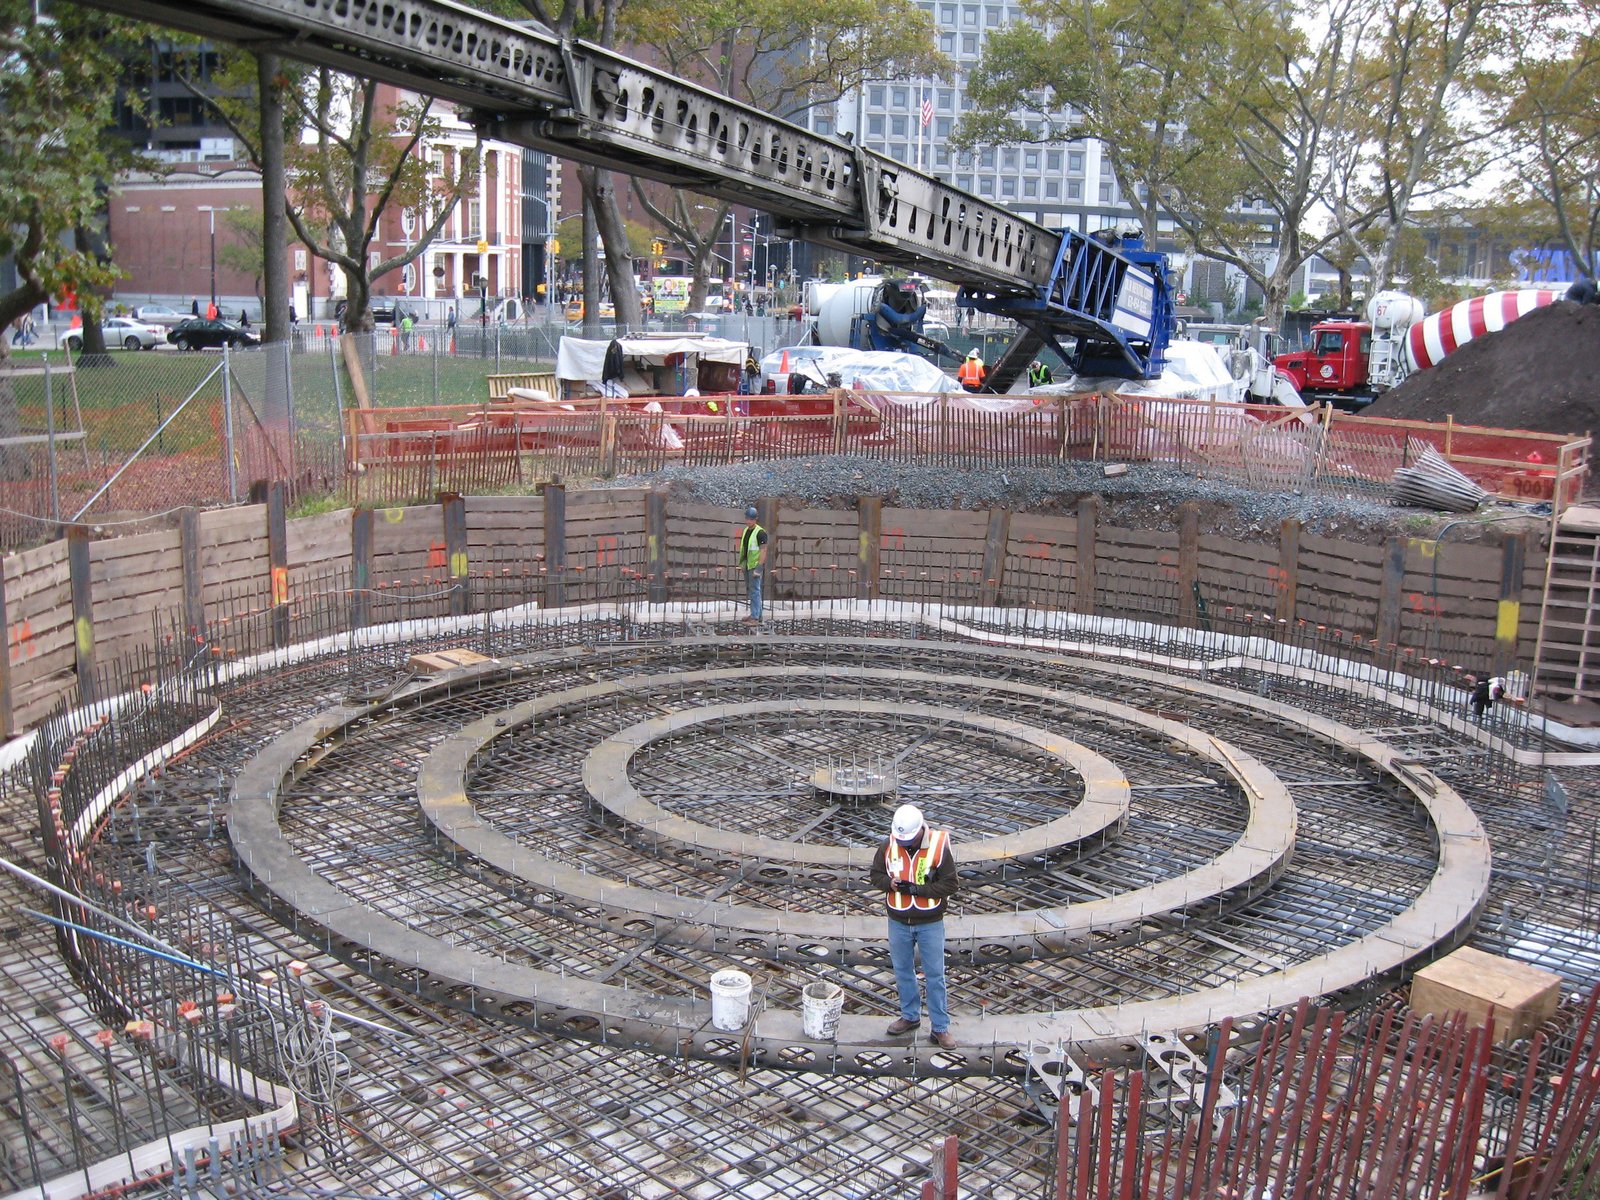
<box><xmin>1248</xmin><ymin>288</ymin><xmax>1564</xmax><ymax>411</ymax></box>
<box><xmin>1248</xmin><ymin>290</ymin><xmax>1425</xmax><ymax>411</ymax></box>
<box><xmin>803</xmin><ymin>276</ymin><xmax>962</xmax><ymax>363</ymax></box>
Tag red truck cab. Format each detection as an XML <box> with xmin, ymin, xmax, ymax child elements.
<box><xmin>1272</xmin><ymin>320</ymin><xmax>1375</xmax><ymax>409</ymax></box>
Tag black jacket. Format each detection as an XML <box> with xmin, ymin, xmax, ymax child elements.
<box><xmin>869</xmin><ymin>832</ymin><xmax>960</xmax><ymax>925</ymax></box>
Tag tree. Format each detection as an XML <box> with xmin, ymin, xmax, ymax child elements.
<box><xmin>622</xmin><ymin>0</ymin><xmax>948</xmax><ymax>312</ymax></box>
<box><xmin>959</xmin><ymin>0</ymin><xmax>1403</xmax><ymax>326</ymax></box>
<box><xmin>282</xmin><ymin>70</ymin><xmax>480</xmax><ymax>333</ymax></box>
<box><xmin>0</xmin><ymin>2</ymin><xmax>135</xmax><ymax>356</ymax></box>
<box><xmin>1325</xmin><ymin>0</ymin><xmax>1499</xmax><ymax>294</ymax></box>
<box><xmin>1492</xmin><ymin>0</ymin><xmax>1600</xmax><ymax>281</ymax></box>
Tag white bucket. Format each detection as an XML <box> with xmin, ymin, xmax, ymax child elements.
<box><xmin>802</xmin><ymin>980</ymin><xmax>844</xmax><ymax>1040</ymax></box>
<box><xmin>709</xmin><ymin>969</ymin><xmax>753</xmax><ymax>1031</ymax></box>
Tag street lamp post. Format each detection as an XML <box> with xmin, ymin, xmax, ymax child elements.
<box><xmin>198</xmin><ymin>206</ymin><xmax>219</xmax><ymax>313</ymax></box>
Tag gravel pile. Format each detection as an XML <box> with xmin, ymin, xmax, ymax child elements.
<box><xmin>596</xmin><ymin>456</ymin><xmax>1453</xmax><ymax>544</ymax></box>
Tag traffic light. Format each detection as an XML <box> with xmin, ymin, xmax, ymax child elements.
<box><xmin>651</xmin><ymin>239</ymin><xmax>665</xmax><ymax>257</ymax></box>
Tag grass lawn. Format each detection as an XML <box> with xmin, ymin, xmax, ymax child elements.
<box><xmin>3</xmin><ymin>345</ymin><xmax>553</xmax><ymax>456</ymax></box>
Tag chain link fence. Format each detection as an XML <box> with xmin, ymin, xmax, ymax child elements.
<box><xmin>0</xmin><ymin>312</ymin><xmax>1027</xmax><ymax>548</ymax></box>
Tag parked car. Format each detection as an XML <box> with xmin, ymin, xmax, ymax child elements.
<box><xmin>129</xmin><ymin>303</ymin><xmax>185</xmax><ymax>326</ymax></box>
<box><xmin>65</xmin><ymin>317</ymin><xmax>167</xmax><ymax>351</ymax></box>
<box><xmin>334</xmin><ymin>298</ymin><xmax>400</xmax><ymax>328</ymax></box>
<box><xmin>167</xmin><ymin>318</ymin><xmax>261</xmax><ymax>350</ymax></box>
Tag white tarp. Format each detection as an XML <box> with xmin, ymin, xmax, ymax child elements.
<box><xmin>1026</xmin><ymin>339</ymin><xmax>1250</xmax><ymax>405</ymax></box>
<box><xmin>556</xmin><ymin>335</ymin><xmax>749</xmax><ymax>385</ymax></box>
<box><xmin>759</xmin><ymin>346</ymin><xmax>968</xmax><ymax>397</ymax></box>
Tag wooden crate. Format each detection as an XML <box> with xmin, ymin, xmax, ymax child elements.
<box><xmin>1411</xmin><ymin>946</ymin><xmax>1561</xmax><ymax>1044</ymax></box>
<box><xmin>408</xmin><ymin>648</ymin><xmax>492</xmax><ymax>674</ymax></box>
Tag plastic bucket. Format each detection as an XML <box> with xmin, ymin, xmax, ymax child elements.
<box><xmin>709</xmin><ymin>969</ymin><xmax>753</xmax><ymax>1031</ymax></box>
<box><xmin>802</xmin><ymin>980</ymin><xmax>844</xmax><ymax>1040</ymax></box>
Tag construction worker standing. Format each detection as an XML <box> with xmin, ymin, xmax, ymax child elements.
<box><xmin>1028</xmin><ymin>359</ymin><xmax>1054</xmax><ymax>386</ymax></box>
<box><xmin>870</xmin><ymin>804</ymin><xmax>959</xmax><ymax>1048</ymax></box>
<box><xmin>957</xmin><ymin>348</ymin><xmax>987</xmax><ymax>392</ymax></box>
<box><xmin>738</xmin><ymin>506</ymin><xmax>768</xmax><ymax>625</ymax></box>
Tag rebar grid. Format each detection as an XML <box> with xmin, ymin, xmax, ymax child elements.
<box><xmin>4</xmin><ymin>600</ymin><xmax>1597</xmax><ymax>1200</ymax></box>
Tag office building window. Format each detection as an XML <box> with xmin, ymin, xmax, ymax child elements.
<box><xmin>935</xmin><ymin>147</ymin><xmax>950</xmax><ymax>165</ymax></box>
<box><xmin>869</xmin><ymin>86</ymin><xmax>885</xmax><ymax>106</ymax></box>
<box><xmin>1001</xmin><ymin>178</ymin><xmax>1017</xmax><ymax>197</ymax></box>
<box><xmin>957</xmin><ymin>175</ymin><xmax>974</xmax><ymax>191</ymax></box>
<box><xmin>986</xmin><ymin>5</ymin><xmax>1001</xmax><ymax>22</ymax></box>
<box><xmin>940</xmin><ymin>32</ymin><xmax>955</xmax><ymax>52</ymax></box>
<box><xmin>938</xmin><ymin>88</ymin><xmax>954</xmax><ymax>109</ymax></box>
<box><xmin>1023</xmin><ymin>178</ymin><xmax>1038</xmax><ymax>196</ymax></box>
<box><xmin>1069</xmin><ymin>151</ymin><xmax>1083</xmax><ymax>172</ymax></box>
<box><xmin>1026</xmin><ymin>148</ymin><xmax>1042</xmax><ymax>170</ymax></box>
<box><xmin>979</xmin><ymin>177</ymin><xmax>994</xmax><ymax>195</ymax></box>
<box><xmin>814</xmin><ymin>117</ymin><xmax>832</xmax><ymax>135</ymax></box>
<box><xmin>940</xmin><ymin>2</ymin><xmax>955</xmax><ymax>17</ymax></box>
<box><xmin>936</xmin><ymin>117</ymin><xmax>952</xmax><ymax>138</ymax></box>
<box><xmin>891</xmin><ymin>115</ymin><xmax>908</xmax><ymax>137</ymax></box>
<box><xmin>979</xmin><ymin>147</ymin><xmax>995</xmax><ymax>168</ymax></box>
<box><xmin>1099</xmin><ymin>182</ymin><xmax>1113</xmax><ymax>202</ymax></box>
<box><xmin>961</xmin><ymin>93</ymin><xmax>975</xmax><ymax>110</ymax></box>
<box><xmin>868</xmin><ymin>115</ymin><xmax>884</xmax><ymax>136</ymax></box>
<box><xmin>962</xmin><ymin>4</ymin><xmax>977</xmax><ymax>23</ymax></box>
<box><xmin>892</xmin><ymin>87</ymin><xmax>908</xmax><ymax>107</ymax></box>
<box><xmin>1068</xmin><ymin>180</ymin><xmax>1081</xmax><ymax>199</ymax></box>
<box><xmin>961</xmin><ymin>32</ymin><xmax>977</xmax><ymax>52</ymax></box>
<box><xmin>1047</xmin><ymin>149</ymin><xmax>1061</xmax><ymax>171</ymax></box>
<box><xmin>1045</xmin><ymin>180</ymin><xmax>1060</xmax><ymax>198</ymax></box>
<box><xmin>1001</xmin><ymin>148</ymin><xmax>1017</xmax><ymax>169</ymax></box>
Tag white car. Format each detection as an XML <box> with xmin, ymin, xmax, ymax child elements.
<box><xmin>65</xmin><ymin>317</ymin><xmax>167</xmax><ymax>351</ymax></box>
<box><xmin>129</xmin><ymin>303</ymin><xmax>185</xmax><ymax>326</ymax></box>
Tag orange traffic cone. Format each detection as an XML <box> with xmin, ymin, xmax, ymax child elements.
<box><xmin>450</xmin><ymin>336</ymin><xmax>457</xmax><ymax>356</ymax></box>
<box><xmin>779</xmin><ymin>349</ymin><xmax>789</xmax><ymax>374</ymax></box>
<box><xmin>390</xmin><ymin>328</ymin><xmax>399</xmax><ymax>356</ymax></box>
<box><xmin>418</xmin><ymin>334</ymin><xmax>426</xmax><ymax>352</ymax></box>
<box><xmin>314</xmin><ymin>324</ymin><xmax>324</xmax><ymax>338</ymax></box>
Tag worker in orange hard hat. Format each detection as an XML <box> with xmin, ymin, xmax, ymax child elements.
<box><xmin>957</xmin><ymin>348</ymin><xmax>986</xmax><ymax>392</ymax></box>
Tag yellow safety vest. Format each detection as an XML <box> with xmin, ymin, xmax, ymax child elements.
<box><xmin>739</xmin><ymin>523</ymin><xmax>765</xmax><ymax>570</ymax></box>
<box><xmin>884</xmin><ymin>830</ymin><xmax>950</xmax><ymax>912</ymax></box>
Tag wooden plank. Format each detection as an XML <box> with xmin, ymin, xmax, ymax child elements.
<box><xmin>1177</xmin><ymin>504</ymin><xmax>1199</xmax><ymax>627</ymax></box>
<box><xmin>68</xmin><ymin>525</ymin><xmax>94</xmax><ymax>703</ymax></box>
<box><xmin>858</xmin><ymin>496</ymin><xmax>882</xmax><ymax>599</ymax></box>
<box><xmin>441</xmin><ymin>492</ymin><xmax>469</xmax><ymax>616</ymax></box>
<box><xmin>266</xmin><ymin>482</ymin><xmax>289</xmax><ymax>648</ymax></box>
<box><xmin>647</xmin><ymin>488</ymin><xmax>668</xmax><ymax>603</ymax></box>
<box><xmin>1300</xmin><ymin>533</ymin><xmax>1387</xmax><ymax>567</ymax></box>
<box><xmin>979</xmin><ymin>509</ymin><xmax>1010</xmax><ymax>606</ymax></box>
<box><xmin>180</xmin><ymin>508</ymin><xmax>206</xmax><ymax>639</ymax></box>
<box><xmin>1375</xmin><ymin>536</ymin><xmax>1406</xmax><ymax>647</ymax></box>
<box><xmin>1276</xmin><ymin>518</ymin><xmax>1300</xmax><ymax>624</ymax></box>
<box><xmin>0</xmin><ymin>563</ymin><xmax>14</xmax><ymax>737</ymax></box>
<box><xmin>1495</xmin><ymin>534</ymin><xmax>1527</xmax><ymax>676</ymax></box>
<box><xmin>350</xmin><ymin>508</ymin><xmax>373</xmax><ymax>628</ymax></box>
<box><xmin>545</xmin><ymin>483</ymin><xmax>567</xmax><ymax>608</ymax></box>
<box><xmin>1075</xmin><ymin>496</ymin><xmax>1098</xmax><ymax>615</ymax></box>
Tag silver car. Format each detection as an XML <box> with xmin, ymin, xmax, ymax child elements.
<box><xmin>65</xmin><ymin>317</ymin><xmax>166</xmax><ymax>351</ymax></box>
<box><xmin>130</xmin><ymin>304</ymin><xmax>185</xmax><ymax>326</ymax></box>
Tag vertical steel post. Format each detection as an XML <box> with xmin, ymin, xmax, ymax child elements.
<box><xmin>222</xmin><ymin>344</ymin><xmax>238</xmax><ymax>501</ymax></box>
<box><xmin>45</xmin><ymin>357</ymin><xmax>60</xmax><ymax>522</ymax></box>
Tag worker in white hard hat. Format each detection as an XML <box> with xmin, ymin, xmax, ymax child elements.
<box><xmin>957</xmin><ymin>347</ymin><xmax>986</xmax><ymax>392</ymax></box>
<box><xmin>868</xmin><ymin>803</ymin><xmax>959</xmax><ymax>1049</ymax></box>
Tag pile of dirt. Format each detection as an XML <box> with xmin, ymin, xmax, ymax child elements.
<box><xmin>1364</xmin><ymin>300</ymin><xmax>1600</xmax><ymax>436</ymax></box>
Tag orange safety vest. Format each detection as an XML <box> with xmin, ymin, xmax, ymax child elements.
<box><xmin>957</xmin><ymin>358</ymin><xmax>985</xmax><ymax>388</ymax></box>
<box><xmin>884</xmin><ymin>829</ymin><xmax>950</xmax><ymax>912</ymax></box>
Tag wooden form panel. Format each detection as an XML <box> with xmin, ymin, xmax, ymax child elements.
<box><xmin>286</xmin><ymin>511</ymin><xmax>351</xmax><ymax>588</ymax></box>
<box><xmin>1196</xmin><ymin>535</ymin><xmax>1278</xmax><ymax>618</ymax></box>
<box><xmin>370</xmin><ymin>505</ymin><xmax>446</xmax><ymax>583</ymax></box>
<box><xmin>564</xmin><ymin>489</ymin><xmax>649</xmax><ymax>575</ymax></box>
<box><xmin>1094</xmin><ymin>525</ymin><xmax>1183</xmax><ymax>620</ymax></box>
<box><xmin>773</xmin><ymin>505</ymin><xmax>857</xmax><ymax>600</ymax></box>
<box><xmin>464</xmin><ymin>495</ymin><xmax>544</xmax><ymax>564</ymax></box>
<box><xmin>198</xmin><ymin>504</ymin><xmax>268</xmax><ymax>615</ymax></box>
<box><xmin>1296</xmin><ymin>533</ymin><xmax>1384</xmax><ymax>635</ymax></box>
<box><xmin>89</xmin><ymin>529</ymin><xmax>184</xmax><ymax>667</ymax></box>
<box><xmin>880</xmin><ymin>507</ymin><xmax>989</xmax><ymax>600</ymax></box>
<box><xmin>3</xmin><ymin>540</ymin><xmax>75</xmax><ymax>730</ymax></box>
<box><xmin>1002</xmin><ymin>513</ymin><xmax>1077</xmax><ymax>608</ymax></box>
<box><xmin>664</xmin><ymin>498</ymin><xmax>741</xmax><ymax>603</ymax></box>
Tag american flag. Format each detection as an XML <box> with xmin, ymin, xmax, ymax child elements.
<box><xmin>920</xmin><ymin>94</ymin><xmax>933</xmax><ymax>127</ymax></box>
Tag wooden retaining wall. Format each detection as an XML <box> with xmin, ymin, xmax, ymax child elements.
<box><xmin>0</xmin><ymin>488</ymin><xmax>1548</xmax><ymax>736</ymax></box>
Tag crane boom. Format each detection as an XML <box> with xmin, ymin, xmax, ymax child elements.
<box><xmin>74</xmin><ymin>0</ymin><xmax>1173</xmax><ymax>377</ymax></box>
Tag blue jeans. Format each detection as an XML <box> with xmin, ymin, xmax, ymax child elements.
<box><xmin>745</xmin><ymin>567</ymin><xmax>764</xmax><ymax>620</ymax></box>
<box><xmin>887</xmin><ymin>917</ymin><xmax>949</xmax><ymax>1032</ymax></box>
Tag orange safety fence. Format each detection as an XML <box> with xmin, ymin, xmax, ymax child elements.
<box><xmin>342</xmin><ymin>392</ymin><xmax>1591</xmax><ymax>509</ymax></box>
